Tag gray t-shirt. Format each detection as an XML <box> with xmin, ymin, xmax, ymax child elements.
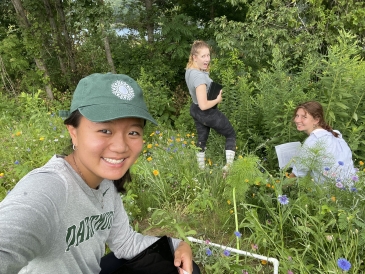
<box><xmin>0</xmin><ymin>155</ymin><xmax>181</xmax><ymax>274</ymax></box>
<box><xmin>185</xmin><ymin>69</ymin><xmax>212</xmax><ymax>104</ymax></box>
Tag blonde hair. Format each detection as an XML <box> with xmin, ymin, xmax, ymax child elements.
<box><xmin>186</xmin><ymin>40</ymin><xmax>211</xmax><ymax>71</ymax></box>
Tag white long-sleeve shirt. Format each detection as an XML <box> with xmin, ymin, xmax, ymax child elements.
<box><xmin>292</xmin><ymin>129</ymin><xmax>356</xmax><ymax>184</ymax></box>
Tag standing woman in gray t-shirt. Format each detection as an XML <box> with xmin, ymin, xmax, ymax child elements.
<box><xmin>185</xmin><ymin>40</ymin><xmax>236</xmax><ymax>171</ymax></box>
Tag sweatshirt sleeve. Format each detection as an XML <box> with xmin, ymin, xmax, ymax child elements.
<box><xmin>0</xmin><ymin>172</ymin><xmax>67</xmax><ymax>273</ymax></box>
<box><xmin>106</xmin><ymin>192</ymin><xmax>181</xmax><ymax>259</ymax></box>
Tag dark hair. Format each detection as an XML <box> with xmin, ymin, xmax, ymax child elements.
<box><xmin>293</xmin><ymin>101</ymin><xmax>339</xmax><ymax>137</ymax></box>
<box><xmin>64</xmin><ymin>110</ymin><xmax>130</xmax><ymax>193</ymax></box>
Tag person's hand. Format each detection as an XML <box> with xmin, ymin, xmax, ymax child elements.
<box><xmin>216</xmin><ymin>90</ymin><xmax>223</xmax><ymax>104</ymax></box>
<box><xmin>174</xmin><ymin>241</ymin><xmax>193</xmax><ymax>274</ymax></box>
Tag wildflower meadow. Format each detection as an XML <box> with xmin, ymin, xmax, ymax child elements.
<box><xmin>1</xmin><ymin>92</ymin><xmax>364</xmax><ymax>274</ymax></box>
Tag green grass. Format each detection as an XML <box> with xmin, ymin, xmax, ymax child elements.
<box><xmin>1</xmin><ymin>92</ymin><xmax>365</xmax><ymax>273</ymax></box>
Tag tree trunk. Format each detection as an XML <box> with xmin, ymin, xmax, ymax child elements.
<box><xmin>43</xmin><ymin>0</ymin><xmax>67</xmax><ymax>76</ymax></box>
<box><xmin>104</xmin><ymin>34</ymin><xmax>116</xmax><ymax>73</ymax></box>
<box><xmin>98</xmin><ymin>0</ymin><xmax>116</xmax><ymax>73</ymax></box>
<box><xmin>143</xmin><ymin>0</ymin><xmax>154</xmax><ymax>43</ymax></box>
<box><xmin>54</xmin><ymin>0</ymin><xmax>77</xmax><ymax>80</ymax></box>
<box><xmin>11</xmin><ymin>0</ymin><xmax>54</xmax><ymax>99</ymax></box>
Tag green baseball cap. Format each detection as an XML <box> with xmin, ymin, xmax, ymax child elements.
<box><xmin>70</xmin><ymin>73</ymin><xmax>157</xmax><ymax>125</ymax></box>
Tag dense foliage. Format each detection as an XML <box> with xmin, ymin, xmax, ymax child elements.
<box><xmin>1</xmin><ymin>0</ymin><xmax>365</xmax><ymax>273</ymax></box>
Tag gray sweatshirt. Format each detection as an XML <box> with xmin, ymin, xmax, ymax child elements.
<box><xmin>0</xmin><ymin>155</ymin><xmax>180</xmax><ymax>273</ymax></box>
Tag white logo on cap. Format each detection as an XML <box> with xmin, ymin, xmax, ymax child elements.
<box><xmin>111</xmin><ymin>80</ymin><xmax>135</xmax><ymax>100</ymax></box>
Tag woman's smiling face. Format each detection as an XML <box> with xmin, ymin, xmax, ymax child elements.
<box><xmin>294</xmin><ymin>108</ymin><xmax>319</xmax><ymax>135</ymax></box>
<box><xmin>67</xmin><ymin>116</ymin><xmax>144</xmax><ymax>188</ymax></box>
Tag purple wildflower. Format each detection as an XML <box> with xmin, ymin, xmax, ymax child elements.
<box><xmin>223</xmin><ymin>250</ymin><xmax>230</xmax><ymax>256</ymax></box>
<box><xmin>234</xmin><ymin>231</ymin><xmax>242</xmax><ymax>237</ymax></box>
<box><xmin>335</xmin><ymin>182</ymin><xmax>344</xmax><ymax>189</ymax></box>
<box><xmin>337</xmin><ymin>258</ymin><xmax>351</xmax><ymax>271</ymax></box>
<box><xmin>278</xmin><ymin>194</ymin><xmax>289</xmax><ymax>205</ymax></box>
<box><xmin>338</xmin><ymin>161</ymin><xmax>344</xmax><ymax>166</ymax></box>
<box><xmin>324</xmin><ymin>167</ymin><xmax>330</xmax><ymax>171</ymax></box>
<box><xmin>14</xmin><ymin>160</ymin><xmax>20</xmax><ymax>165</ymax></box>
<box><xmin>206</xmin><ymin>248</ymin><xmax>212</xmax><ymax>256</ymax></box>
<box><xmin>288</xmin><ymin>271</ymin><xmax>294</xmax><ymax>274</ymax></box>
<box><xmin>352</xmin><ymin>175</ymin><xmax>359</xmax><ymax>182</ymax></box>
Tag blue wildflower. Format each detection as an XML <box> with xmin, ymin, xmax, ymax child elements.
<box><xmin>350</xmin><ymin>187</ymin><xmax>357</xmax><ymax>192</ymax></box>
<box><xmin>234</xmin><ymin>231</ymin><xmax>242</xmax><ymax>237</ymax></box>
<box><xmin>338</xmin><ymin>161</ymin><xmax>344</xmax><ymax>166</ymax></box>
<box><xmin>223</xmin><ymin>250</ymin><xmax>230</xmax><ymax>256</ymax></box>
<box><xmin>278</xmin><ymin>195</ymin><xmax>289</xmax><ymax>205</ymax></box>
<box><xmin>155</xmin><ymin>131</ymin><xmax>160</xmax><ymax>134</ymax></box>
<box><xmin>324</xmin><ymin>167</ymin><xmax>330</xmax><ymax>171</ymax></box>
<box><xmin>182</xmin><ymin>144</ymin><xmax>186</xmax><ymax>147</ymax></box>
<box><xmin>352</xmin><ymin>175</ymin><xmax>359</xmax><ymax>182</ymax></box>
<box><xmin>337</xmin><ymin>258</ymin><xmax>351</xmax><ymax>271</ymax></box>
<box><xmin>206</xmin><ymin>248</ymin><xmax>212</xmax><ymax>256</ymax></box>
<box><xmin>14</xmin><ymin>160</ymin><xmax>20</xmax><ymax>165</ymax></box>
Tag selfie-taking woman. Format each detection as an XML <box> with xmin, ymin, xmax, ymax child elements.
<box><xmin>0</xmin><ymin>73</ymin><xmax>199</xmax><ymax>274</ymax></box>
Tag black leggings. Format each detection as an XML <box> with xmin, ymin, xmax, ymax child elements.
<box><xmin>190</xmin><ymin>103</ymin><xmax>236</xmax><ymax>151</ymax></box>
<box><xmin>100</xmin><ymin>252</ymin><xmax>201</xmax><ymax>274</ymax></box>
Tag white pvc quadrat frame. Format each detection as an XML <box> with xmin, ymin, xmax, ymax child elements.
<box><xmin>187</xmin><ymin>237</ymin><xmax>280</xmax><ymax>274</ymax></box>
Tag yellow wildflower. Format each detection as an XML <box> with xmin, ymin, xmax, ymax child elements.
<box><xmin>359</xmin><ymin>161</ymin><xmax>364</xmax><ymax>166</ymax></box>
<box><xmin>271</xmin><ymin>185</ymin><xmax>275</xmax><ymax>189</ymax></box>
<box><xmin>39</xmin><ymin>137</ymin><xmax>45</xmax><ymax>141</ymax></box>
<box><xmin>266</xmin><ymin>183</ymin><xmax>271</xmax><ymax>188</ymax></box>
<box><xmin>153</xmin><ymin>170</ymin><xmax>159</xmax><ymax>176</ymax></box>
<box><xmin>186</xmin><ymin>134</ymin><xmax>190</xmax><ymax>138</ymax></box>
<box><xmin>183</xmin><ymin>141</ymin><xmax>187</xmax><ymax>145</ymax></box>
<box><xmin>0</xmin><ymin>172</ymin><xmax>4</xmax><ymax>177</ymax></box>
<box><xmin>285</xmin><ymin>172</ymin><xmax>290</xmax><ymax>178</ymax></box>
<box><xmin>147</xmin><ymin>144</ymin><xmax>153</xmax><ymax>149</ymax></box>
<box><xmin>147</xmin><ymin>157</ymin><xmax>152</xmax><ymax>162</ymax></box>
<box><xmin>331</xmin><ymin>196</ymin><xmax>336</xmax><ymax>202</ymax></box>
<box><xmin>15</xmin><ymin>131</ymin><xmax>22</xmax><ymax>136</ymax></box>
<box><xmin>176</xmin><ymin>138</ymin><xmax>181</xmax><ymax>142</ymax></box>
<box><xmin>227</xmin><ymin>200</ymin><xmax>231</xmax><ymax>205</ymax></box>
<box><xmin>208</xmin><ymin>159</ymin><xmax>212</xmax><ymax>166</ymax></box>
<box><xmin>229</xmin><ymin>210</ymin><xmax>234</xmax><ymax>214</ymax></box>
<box><xmin>244</xmin><ymin>179</ymin><xmax>249</xmax><ymax>183</ymax></box>
<box><xmin>261</xmin><ymin>260</ymin><xmax>267</xmax><ymax>265</ymax></box>
<box><xmin>143</xmin><ymin>150</ymin><xmax>147</xmax><ymax>153</ymax></box>
<box><xmin>238</xmin><ymin>155</ymin><xmax>243</xmax><ymax>159</ymax></box>
<box><xmin>150</xmin><ymin>132</ymin><xmax>155</xmax><ymax>136</ymax></box>
<box><xmin>191</xmin><ymin>141</ymin><xmax>195</xmax><ymax>145</ymax></box>
<box><xmin>275</xmin><ymin>179</ymin><xmax>280</xmax><ymax>183</ymax></box>
<box><xmin>155</xmin><ymin>144</ymin><xmax>159</xmax><ymax>147</ymax></box>
<box><xmin>252</xmin><ymin>193</ymin><xmax>255</xmax><ymax>197</ymax></box>
<box><xmin>168</xmin><ymin>139</ymin><xmax>173</xmax><ymax>143</ymax></box>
